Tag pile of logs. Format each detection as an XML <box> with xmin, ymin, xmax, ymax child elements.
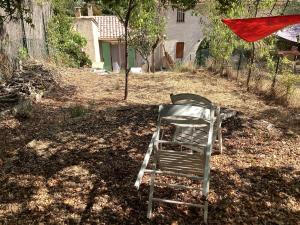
<box><xmin>0</xmin><ymin>62</ymin><xmax>59</xmax><ymax>112</ymax></box>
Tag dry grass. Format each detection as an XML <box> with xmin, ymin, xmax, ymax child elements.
<box><xmin>60</xmin><ymin>68</ymin><xmax>299</xmax><ymax>133</ymax></box>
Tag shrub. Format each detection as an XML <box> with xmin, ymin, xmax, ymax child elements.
<box><xmin>14</xmin><ymin>100</ymin><xmax>33</xmax><ymax>120</ymax></box>
<box><xmin>279</xmin><ymin>72</ymin><xmax>300</xmax><ymax>98</ymax></box>
<box><xmin>68</xmin><ymin>104</ymin><xmax>87</xmax><ymax>118</ymax></box>
<box><xmin>47</xmin><ymin>9</ymin><xmax>91</xmax><ymax>67</ymax></box>
<box><xmin>18</xmin><ymin>47</ymin><xmax>29</xmax><ymax>61</ymax></box>
<box><xmin>172</xmin><ymin>62</ymin><xmax>197</xmax><ymax>74</ymax></box>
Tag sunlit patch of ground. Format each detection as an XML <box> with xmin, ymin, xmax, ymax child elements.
<box><xmin>0</xmin><ymin>68</ymin><xmax>299</xmax><ymax>224</ymax></box>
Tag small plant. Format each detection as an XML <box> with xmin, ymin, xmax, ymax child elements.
<box><xmin>278</xmin><ymin>57</ymin><xmax>300</xmax><ymax>98</ymax></box>
<box><xmin>18</xmin><ymin>47</ymin><xmax>29</xmax><ymax>61</ymax></box>
<box><xmin>47</xmin><ymin>1</ymin><xmax>92</xmax><ymax>68</ymax></box>
<box><xmin>172</xmin><ymin>62</ymin><xmax>197</xmax><ymax>74</ymax></box>
<box><xmin>280</xmin><ymin>72</ymin><xmax>300</xmax><ymax>98</ymax></box>
<box><xmin>68</xmin><ymin>104</ymin><xmax>87</xmax><ymax>118</ymax></box>
<box><xmin>14</xmin><ymin>100</ymin><xmax>33</xmax><ymax>120</ymax></box>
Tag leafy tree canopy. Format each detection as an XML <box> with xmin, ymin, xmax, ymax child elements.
<box><xmin>0</xmin><ymin>0</ymin><xmax>31</xmax><ymax>25</ymax></box>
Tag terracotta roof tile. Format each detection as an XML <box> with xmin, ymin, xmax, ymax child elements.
<box><xmin>94</xmin><ymin>16</ymin><xmax>125</xmax><ymax>40</ymax></box>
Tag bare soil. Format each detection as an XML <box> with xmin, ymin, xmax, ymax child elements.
<box><xmin>0</xmin><ymin>67</ymin><xmax>299</xmax><ymax>224</ymax></box>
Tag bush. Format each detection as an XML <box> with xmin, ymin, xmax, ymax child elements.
<box><xmin>279</xmin><ymin>72</ymin><xmax>300</xmax><ymax>98</ymax></box>
<box><xmin>68</xmin><ymin>104</ymin><xmax>87</xmax><ymax>118</ymax></box>
<box><xmin>172</xmin><ymin>62</ymin><xmax>197</xmax><ymax>74</ymax></box>
<box><xmin>47</xmin><ymin>11</ymin><xmax>91</xmax><ymax>67</ymax></box>
<box><xmin>18</xmin><ymin>47</ymin><xmax>29</xmax><ymax>61</ymax></box>
<box><xmin>14</xmin><ymin>100</ymin><xmax>33</xmax><ymax>120</ymax></box>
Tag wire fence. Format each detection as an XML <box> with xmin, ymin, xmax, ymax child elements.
<box><xmin>0</xmin><ymin>1</ymin><xmax>52</xmax><ymax>81</ymax></box>
<box><xmin>205</xmin><ymin>56</ymin><xmax>300</xmax><ymax>108</ymax></box>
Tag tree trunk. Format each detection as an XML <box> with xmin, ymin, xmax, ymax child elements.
<box><xmin>220</xmin><ymin>59</ymin><xmax>225</xmax><ymax>76</ymax></box>
<box><xmin>246</xmin><ymin>0</ymin><xmax>260</xmax><ymax>91</ymax></box>
<box><xmin>151</xmin><ymin>48</ymin><xmax>155</xmax><ymax>73</ymax></box>
<box><xmin>20</xmin><ymin>10</ymin><xmax>28</xmax><ymax>51</ymax></box>
<box><xmin>271</xmin><ymin>56</ymin><xmax>280</xmax><ymax>91</ymax></box>
<box><xmin>281</xmin><ymin>0</ymin><xmax>290</xmax><ymax>15</ymax></box>
<box><xmin>236</xmin><ymin>53</ymin><xmax>242</xmax><ymax>81</ymax></box>
<box><xmin>122</xmin><ymin>0</ymin><xmax>136</xmax><ymax>100</ymax></box>
<box><xmin>124</xmin><ymin>24</ymin><xmax>129</xmax><ymax>100</ymax></box>
<box><xmin>146</xmin><ymin>58</ymin><xmax>150</xmax><ymax>73</ymax></box>
<box><xmin>151</xmin><ymin>37</ymin><xmax>160</xmax><ymax>73</ymax></box>
<box><xmin>246</xmin><ymin>42</ymin><xmax>255</xmax><ymax>90</ymax></box>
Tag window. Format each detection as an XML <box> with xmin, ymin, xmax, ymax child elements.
<box><xmin>176</xmin><ymin>42</ymin><xmax>184</xmax><ymax>59</ymax></box>
<box><xmin>177</xmin><ymin>9</ymin><xmax>185</xmax><ymax>23</ymax></box>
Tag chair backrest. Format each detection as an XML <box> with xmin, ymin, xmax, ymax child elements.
<box><xmin>170</xmin><ymin>93</ymin><xmax>212</xmax><ymax>107</ymax></box>
<box><xmin>155</xmin><ymin>105</ymin><xmax>215</xmax><ymax>186</ymax></box>
<box><xmin>158</xmin><ymin>104</ymin><xmax>213</xmax><ymax>122</ymax></box>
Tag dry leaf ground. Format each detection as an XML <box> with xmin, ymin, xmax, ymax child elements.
<box><xmin>0</xmin><ymin>67</ymin><xmax>299</xmax><ymax>224</ymax></box>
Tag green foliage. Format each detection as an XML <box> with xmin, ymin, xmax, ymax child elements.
<box><xmin>68</xmin><ymin>104</ymin><xmax>87</xmax><ymax>118</ymax></box>
<box><xmin>172</xmin><ymin>62</ymin><xmax>197</xmax><ymax>74</ymax></box>
<box><xmin>0</xmin><ymin>0</ymin><xmax>32</xmax><ymax>25</ymax></box>
<box><xmin>48</xmin><ymin>0</ymin><xmax>91</xmax><ymax>68</ymax></box>
<box><xmin>280</xmin><ymin>57</ymin><xmax>300</xmax><ymax>97</ymax></box>
<box><xmin>205</xmin><ymin>0</ymin><xmax>251</xmax><ymax>66</ymax></box>
<box><xmin>160</xmin><ymin>0</ymin><xmax>198</xmax><ymax>10</ymax></box>
<box><xmin>204</xmin><ymin>0</ymin><xmax>283</xmax><ymax>76</ymax></box>
<box><xmin>93</xmin><ymin>0</ymin><xmax>199</xmax><ymax>99</ymax></box>
<box><xmin>196</xmin><ymin>39</ymin><xmax>210</xmax><ymax>66</ymax></box>
<box><xmin>51</xmin><ymin>0</ymin><xmax>81</xmax><ymax>16</ymax></box>
<box><xmin>18</xmin><ymin>47</ymin><xmax>29</xmax><ymax>60</ymax></box>
<box><xmin>128</xmin><ymin>1</ymin><xmax>165</xmax><ymax>71</ymax></box>
<box><xmin>284</xmin><ymin>0</ymin><xmax>300</xmax><ymax>15</ymax></box>
<box><xmin>215</xmin><ymin>0</ymin><xmax>241</xmax><ymax>14</ymax></box>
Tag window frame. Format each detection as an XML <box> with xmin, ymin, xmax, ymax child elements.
<box><xmin>176</xmin><ymin>9</ymin><xmax>185</xmax><ymax>23</ymax></box>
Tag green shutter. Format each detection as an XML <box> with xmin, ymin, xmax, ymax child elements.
<box><xmin>102</xmin><ymin>42</ymin><xmax>112</xmax><ymax>71</ymax></box>
<box><xmin>128</xmin><ymin>47</ymin><xmax>136</xmax><ymax>68</ymax></box>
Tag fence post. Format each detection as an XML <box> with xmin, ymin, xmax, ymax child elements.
<box><xmin>236</xmin><ymin>53</ymin><xmax>242</xmax><ymax>82</ymax></box>
<box><xmin>271</xmin><ymin>56</ymin><xmax>281</xmax><ymax>90</ymax></box>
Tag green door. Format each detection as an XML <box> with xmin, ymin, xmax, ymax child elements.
<box><xmin>102</xmin><ymin>42</ymin><xmax>112</xmax><ymax>71</ymax></box>
<box><xmin>128</xmin><ymin>47</ymin><xmax>136</xmax><ymax>69</ymax></box>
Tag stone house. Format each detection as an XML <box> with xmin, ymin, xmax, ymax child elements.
<box><xmin>74</xmin><ymin>5</ymin><xmax>205</xmax><ymax>71</ymax></box>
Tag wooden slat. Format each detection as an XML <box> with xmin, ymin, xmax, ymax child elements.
<box><xmin>159</xmin><ymin>157</ymin><xmax>203</xmax><ymax>163</ymax></box>
<box><xmin>152</xmin><ymin>198</ymin><xmax>203</xmax><ymax>208</ymax></box>
<box><xmin>154</xmin><ymin>182</ymin><xmax>201</xmax><ymax>190</ymax></box>
<box><xmin>160</xmin><ymin>162</ymin><xmax>203</xmax><ymax>169</ymax></box>
<box><xmin>158</xmin><ymin>105</ymin><xmax>212</xmax><ymax>121</ymax></box>
<box><xmin>156</xmin><ymin>140</ymin><xmax>206</xmax><ymax>148</ymax></box>
<box><xmin>159</xmin><ymin>149</ymin><xmax>203</xmax><ymax>156</ymax></box>
<box><xmin>144</xmin><ymin>169</ymin><xmax>202</xmax><ymax>180</ymax></box>
<box><xmin>159</xmin><ymin>167</ymin><xmax>203</xmax><ymax>176</ymax></box>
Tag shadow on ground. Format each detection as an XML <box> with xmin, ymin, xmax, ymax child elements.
<box><xmin>0</xmin><ymin>100</ymin><xmax>299</xmax><ymax>224</ymax></box>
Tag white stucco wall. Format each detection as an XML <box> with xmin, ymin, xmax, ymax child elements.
<box><xmin>74</xmin><ymin>18</ymin><xmax>101</xmax><ymax>66</ymax></box>
<box><xmin>163</xmin><ymin>8</ymin><xmax>204</xmax><ymax>63</ymax></box>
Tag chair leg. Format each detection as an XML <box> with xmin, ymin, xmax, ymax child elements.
<box><xmin>204</xmin><ymin>199</ymin><xmax>208</xmax><ymax>224</ymax></box>
<box><xmin>218</xmin><ymin>124</ymin><xmax>223</xmax><ymax>154</ymax></box>
<box><xmin>147</xmin><ymin>170</ymin><xmax>156</xmax><ymax>218</ymax></box>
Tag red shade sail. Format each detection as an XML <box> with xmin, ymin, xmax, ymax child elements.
<box><xmin>222</xmin><ymin>15</ymin><xmax>300</xmax><ymax>42</ymax></box>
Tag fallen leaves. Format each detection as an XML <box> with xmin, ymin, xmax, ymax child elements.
<box><xmin>0</xmin><ymin>66</ymin><xmax>299</xmax><ymax>224</ymax></box>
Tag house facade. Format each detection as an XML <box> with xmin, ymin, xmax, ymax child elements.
<box><xmin>162</xmin><ymin>8</ymin><xmax>205</xmax><ymax>65</ymax></box>
<box><xmin>74</xmin><ymin>5</ymin><xmax>205</xmax><ymax>71</ymax></box>
<box><xmin>74</xmin><ymin>6</ymin><xmax>140</xmax><ymax>71</ymax></box>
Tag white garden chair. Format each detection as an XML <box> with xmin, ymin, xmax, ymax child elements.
<box><xmin>170</xmin><ymin>93</ymin><xmax>223</xmax><ymax>154</ymax></box>
<box><xmin>134</xmin><ymin>104</ymin><xmax>215</xmax><ymax>224</ymax></box>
